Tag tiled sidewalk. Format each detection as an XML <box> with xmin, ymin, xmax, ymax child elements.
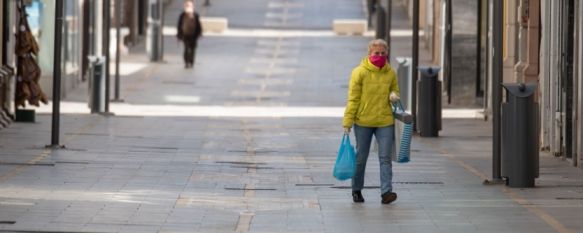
<box><xmin>1</xmin><ymin>0</ymin><xmax>582</xmax><ymax>232</ymax></box>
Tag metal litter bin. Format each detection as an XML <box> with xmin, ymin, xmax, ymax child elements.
<box><xmin>396</xmin><ymin>57</ymin><xmax>412</xmax><ymax>111</ymax></box>
<box><xmin>417</xmin><ymin>66</ymin><xmax>442</xmax><ymax>137</ymax></box>
<box><xmin>501</xmin><ymin>83</ymin><xmax>539</xmax><ymax>188</ymax></box>
<box><xmin>147</xmin><ymin>0</ymin><xmax>163</xmax><ymax>62</ymax></box>
<box><xmin>88</xmin><ymin>56</ymin><xmax>106</xmax><ymax>113</ymax></box>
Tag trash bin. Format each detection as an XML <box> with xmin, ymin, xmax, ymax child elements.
<box><xmin>417</xmin><ymin>66</ymin><xmax>442</xmax><ymax>137</ymax></box>
<box><xmin>88</xmin><ymin>56</ymin><xmax>106</xmax><ymax>113</ymax></box>
<box><xmin>501</xmin><ymin>83</ymin><xmax>539</xmax><ymax>188</ymax></box>
<box><xmin>147</xmin><ymin>1</ymin><xmax>163</xmax><ymax>62</ymax></box>
<box><xmin>396</xmin><ymin>57</ymin><xmax>412</xmax><ymax>111</ymax></box>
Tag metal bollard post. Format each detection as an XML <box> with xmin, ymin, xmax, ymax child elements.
<box><xmin>417</xmin><ymin>66</ymin><xmax>442</xmax><ymax>137</ymax></box>
<box><xmin>501</xmin><ymin>83</ymin><xmax>539</xmax><ymax>188</ymax></box>
<box><xmin>88</xmin><ymin>56</ymin><xmax>106</xmax><ymax>113</ymax></box>
<box><xmin>396</xmin><ymin>57</ymin><xmax>412</xmax><ymax>111</ymax></box>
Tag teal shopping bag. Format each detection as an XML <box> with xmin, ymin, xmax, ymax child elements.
<box><xmin>333</xmin><ymin>134</ymin><xmax>356</xmax><ymax>181</ymax></box>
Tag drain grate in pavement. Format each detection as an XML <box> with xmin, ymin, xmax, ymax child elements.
<box><xmin>117</xmin><ymin>135</ymin><xmax>148</xmax><ymax>139</ymax></box>
<box><xmin>0</xmin><ymin>231</ymin><xmax>112</xmax><ymax>233</ymax></box>
<box><xmin>225</xmin><ymin>187</ymin><xmax>277</xmax><ymax>191</ymax></box>
<box><xmin>230</xmin><ymin>165</ymin><xmax>275</xmax><ymax>169</ymax></box>
<box><xmin>331</xmin><ymin>186</ymin><xmax>380</xmax><ymax>189</ymax></box>
<box><xmin>296</xmin><ymin>184</ymin><xmax>334</xmax><ymax>187</ymax></box>
<box><xmin>162</xmin><ymin>81</ymin><xmax>195</xmax><ymax>85</ymax></box>
<box><xmin>61</xmin><ymin>148</ymin><xmax>88</xmax><ymax>152</ymax></box>
<box><xmin>55</xmin><ymin>161</ymin><xmax>90</xmax><ymax>165</ymax></box>
<box><xmin>227</xmin><ymin>149</ymin><xmax>279</xmax><ymax>154</ymax></box>
<box><xmin>216</xmin><ymin>161</ymin><xmax>267</xmax><ymax>165</ymax></box>
<box><xmin>0</xmin><ymin>162</ymin><xmax>54</xmax><ymax>166</ymax></box>
<box><xmin>331</xmin><ymin>182</ymin><xmax>443</xmax><ymax>189</ymax></box>
<box><xmin>393</xmin><ymin>181</ymin><xmax>444</xmax><ymax>185</ymax></box>
<box><xmin>556</xmin><ymin>197</ymin><xmax>583</xmax><ymax>200</ymax></box>
<box><xmin>131</xmin><ymin>146</ymin><xmax>178</xmax><ymax>150</ymax></box>
<box><xmin>65</xmin><ymin>132</ymin><xmax>110</xmax><ymax>137</ymax></box>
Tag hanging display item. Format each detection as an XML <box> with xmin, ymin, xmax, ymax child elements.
<box><xmin>15</xmin><ymin>0</ymin><xmax>47</xmax><ymax>107</ymax></box>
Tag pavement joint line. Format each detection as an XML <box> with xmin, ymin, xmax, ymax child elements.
<box><xmin>237</xmin><ymin>119</ymin><xmax>256</xmax><ymax>232</ymax></box>
<box><xmin>234</xmin><ymin>211</ymin><xmax>254</xmax><ymax>233</ymax></box>
<box><xmin>439</xmin><ymin>149</ymin><xmax>574</xmax><ymax>233</ymax></box>
<box><xmin>0</xmin><ymin>118</ymin><xmax>100</xmax><ymax>183</ymax></box>
<box><xmin>256</xmin><ymin>36</ymin><xmax>283</xmax><ymax>103</ymax></box>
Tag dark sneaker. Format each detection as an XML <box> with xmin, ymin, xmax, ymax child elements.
<box><xmin>381</xmin><ymin>192</ymin><xmax>397</xmax><ymax>204</ymax></box>
<box><xmin>352</xmin><ymin>191</ymin><xmax>365</xmax><ymax>203</ymax></box>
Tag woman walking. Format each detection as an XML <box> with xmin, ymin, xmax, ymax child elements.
<box><xmin>343</xmin><ymin>39</ymin><xmax>400</xmax><ymax>204</ymax></box>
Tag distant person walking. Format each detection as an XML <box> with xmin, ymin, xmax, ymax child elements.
<box><xmin>343</xmin><ymin>39</ymin><xmax>400</xmax><ymax>204</ymax></box>
<box><xmin>177</xmin><ymin>0</ymin><xmax>202</xmax><ymax>68</ymax></box>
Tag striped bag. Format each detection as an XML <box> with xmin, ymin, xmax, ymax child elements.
<box><xmin>392</xmin><ymin>100</ymin><xmax>413</xmax><ymax>163</ymax></box>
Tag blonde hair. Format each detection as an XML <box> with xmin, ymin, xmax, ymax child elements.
<box><xmin>367</xmin><ymin>39</ymin><xmax>389</xmax><ymax>54</ymax></box>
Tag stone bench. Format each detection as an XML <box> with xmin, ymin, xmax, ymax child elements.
<box><xmin>201</xmin><ymin>17</ymin><xmax>228</xmax><ymax>33</ymax></box>
<box><xmin>332</xmin><ymin>19</ymin><xmax>367</xmax><ymax>36</ymax></box>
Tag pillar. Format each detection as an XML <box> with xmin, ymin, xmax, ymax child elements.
<box><xmin>539</xmin><ymin>0</ymin><xmax>551</xmax><ymax>151</ymax></box>
<box><xmin>520</xmin><ymin>0</ymin><xmax>540</xmax><ymax>84</ymax></box>
<box><xmin>503</xmin><ymin>0</ymin><xmax>518</xmax><ymax>83</ymax></box>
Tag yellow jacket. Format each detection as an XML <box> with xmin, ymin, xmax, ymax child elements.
<box><xmin>343</xmin><ymin>57</ymin><xmax>400</xmax><ymax>128</ymax></box>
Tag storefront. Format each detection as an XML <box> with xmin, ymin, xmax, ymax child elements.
<box><xmin>1</xmin><ymin>0</ymin><xmax>15</xmax><ymax>129</ymax></box>
<box><xmin>540</xmin><ymin>0</ymin><xmax>582</xmax><ymax>168</ymax></box>
<box><xmin>25</xmin><ymin>0</ymin><xmax>83</xmax><ymax>98</ymax></box>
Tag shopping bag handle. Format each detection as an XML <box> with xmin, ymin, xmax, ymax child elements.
<box><xmin>342</xmin><ymin>133</ymin><xmax>349</xmax><ymax>142</ymax></box>
<box><xmin>392</xmin><ymin>100</ymin><xmax>405</xmax><ymax>114</ymax></box>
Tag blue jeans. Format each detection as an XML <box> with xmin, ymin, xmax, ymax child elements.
<box><xmin>352</xmin><ymin>124</ymin><xmax>394</xmax><ymax>194</ymax></box>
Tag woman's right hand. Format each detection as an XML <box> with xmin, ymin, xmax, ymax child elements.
<box><xmin>344</xmin><ymin>127</ymin><xmax>351</xmax><ymax>134</ymax></box>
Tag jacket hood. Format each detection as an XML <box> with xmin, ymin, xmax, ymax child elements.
<box><xmin>359</xmin><ymin>57</ymin><xmax>393</xmax><ymax>72</ymax></box>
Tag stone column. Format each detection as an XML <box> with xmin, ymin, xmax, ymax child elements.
<box><xmin>549</xmin><ymin>0</ymin><xmax>561</xmax><ymax>156</ymax></box>
<box><xmin>513</xmin><ymin>0</ymin><xmax>526</xmax><ymax>83</ymax></box>
<box><xmin>520</xmin><ymin>0</ymin><xmax>540</xmax><ymax>84</ymax></box>
<box><xmin>539</xmin><ymin>0</ymin><xmax>551</xmax><ymax>151</ymax></box>
<box><xmin>514</xmin><ymin>0</ymin><xmax>540</xmax><ymax>85</ymax></box>
<box><xmin>432</xmin><ymin>0</ymin><xmax>442</xmax><ymax>64</ymax></box>
<box><xmin>503</xmin><ymin>0</ymin><xmax>518</xmax><ymax>83</ymax></box>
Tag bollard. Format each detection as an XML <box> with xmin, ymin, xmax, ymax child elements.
<box><xmin>375</xmin><ymin>3</ymin><xmax>386</xmax><ymax>39</ymax></box>
<box><xmin>396</xmin><ymin>57</ymin><xmax>412</xmax><ymax>111</ymax></box>
<box><xmin>501</xmin><ymin>83</ymin><xmax>539</xmax><ymax>188</ymax></box>
<box><xmin>88</xmin><ymin>56</ymin><xmax>106</xmax><ymax>113</ymax></box>
<box><xmin>417</xmin><ymin>66</ymin><xmax>442</xmax><ymax>137</ymax></box>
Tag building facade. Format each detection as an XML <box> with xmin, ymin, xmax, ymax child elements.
<box><xmin>1</xmin><ymin>0</ymin><xmax>15</xmax><ymax>129</ymax></box>
<box><xmin>396</xmin><ymin>0</ymin><xmax>582</xmax><ymax>168</ymax></box>
<box><xmin>539</xmin><ymin>0</ymin><xmax>582</xmax><ymax>167</ymax></box>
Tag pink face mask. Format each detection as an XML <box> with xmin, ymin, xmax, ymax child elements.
<box><xmin>369</xmin><ymin>55</ymin><xmax>387</xmax><ymax>68</ymax></box>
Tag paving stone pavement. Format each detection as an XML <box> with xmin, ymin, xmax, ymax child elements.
<box><xmin>1</xmin><ymin>0</ymin><xmax>583</xmax><ymax>233</ymax></box>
